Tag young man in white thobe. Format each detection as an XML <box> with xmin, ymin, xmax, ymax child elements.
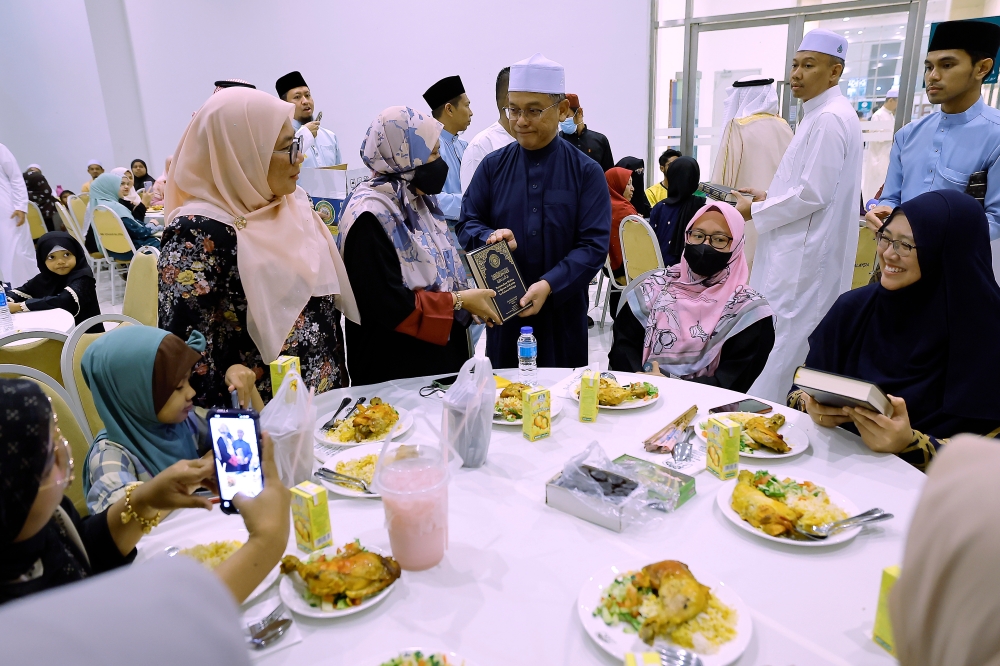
<box><xmin>275</xmin><ymin>71</ymin><xmax>342</xmax><ymax>168</ymax></box>
<box><xmin>0</xmin><ymin>142</ymin><xmax>37</xmax><ymax>285</ymax></box>
<box><xmin>734</xmin><ymin>30</ymin><xmax>863</xmax><ymax>403</ymax></box>
<box><xmin>860</xmin><ymin>88</ymin><xmax>897</xmax><ymax>203</ymax></box>
<box><xmin>460</xmin><ymin>66</ymin><xmax>515</xmax><ymax>193</ymax></box>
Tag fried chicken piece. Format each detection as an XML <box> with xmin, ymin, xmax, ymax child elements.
<box><xmin>764</xmin><ymin>413</ymin><xmax>785</xmax><ymax>429</ymax></box>
<box><xmin>500</xmin><ymin>383</ymin><xmax>530</xmax><ymax>400</ymax></box>
<box><xmin>598</xmin><ymin>386</ymin><xmax>629</xmax><ymax>406</ymax></box>
<box><xmin>730</xmin><ymin>470</ymin><xmax>800</xmax><ymax>536</ymax></box>
<box><xmin>627</xmin><ymin>382</ymin><xmax>650</xmax><ymax>399</ymax></box>
<box><xmin>350</xmin><ymin>402</ymin><xmax>399</xmax><ymax>441</ymax></box>
<box><xmin>633</xmin><ymin>560</ymin><xmax>710</xmax><ymax>645</ymax></box>
<box><xmin>745</xmin><ymin>416</ymin><xmax>790</xmax><ymax>453</ymax></box>
<box><xmin>280</xmin><ymin>543</ymin><xmax>401</xmax><ymax>601</ymax></box>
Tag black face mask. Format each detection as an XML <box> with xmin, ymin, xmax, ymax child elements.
<box><xmin>410</xmin><ymin>158</ymin><xmax>449</xmax><ymax>195</ymax></box>
<box><xmin>684</xmin><ymin>242</ymin><xmax>732</xmax><ymax>278</ymax></box>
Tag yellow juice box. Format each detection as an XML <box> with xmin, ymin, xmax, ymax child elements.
<box><xmin>706</xmin><ymin>416</ymin><xmax>741</xmax><ymax>480</ymax></box>
<box><xmin>522</xmin><ymin>387</ymin><xmax>551</xmax><ymax>441</ymax></box>
<box><xmin>578</xmin><ymin>370</ymin><xmax>599</xmax><ymax>422</ymax></box>
<box><xmin>290</xmin><ymin>480</ymin><xmax>332</xmax><ymax>553</ymax></box>
<box><xmin>873</xmin><ymin>564</ymin><xmax>901</xmax><ymax>655</ymax></box>
<box><xmin>269</xmin><ymin>355</ymin><xmax>300</xmax><ymax>393</ymax></box>
<box><xmin>624</xmin><ymin>654</ymin><xmax>661</xmax><ymax>666</ymax></box>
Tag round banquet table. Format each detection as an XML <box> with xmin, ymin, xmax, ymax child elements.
<box><xmin>135</xmin><ymin>369</ymin><xmax>924</xmax><ymax>666</ymax></box>
<box><xmin>6</xmin><ymin>308</ymin><xmax>75</xmax><ymax>346</ymax></box>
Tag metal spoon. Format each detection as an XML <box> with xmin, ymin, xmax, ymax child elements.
<box><xmin>795</xmin><ymin>509</ymin><xmax>893</xmax><ymax>540</ymax></box>
<box><xmin>600</xmin><ymin>371</ymin><xmax>617</xmax><ymax>382</ymax></box>
<box><xmin>249</xmin><ymin>618</ymin><xmax>292</xmax><ymax>650</ymax></box>
<box><xmin>319</xmin><ymin>396</ymin><xmax>353</xmax><ymax>431</ymax></box>
<box><xmin>316</xmin><ymin>467</ymin><xmax>374</xmax><ymax>494</ymax></box>
<box><xmin>164</xmin><ymin>545</ymin><xmax>180</xmax><ymax>557</ymax></box>
<box><xmin>247</xmin><ymin>603</ymin><xmax>287</xmax><ymax>636</ymax></box>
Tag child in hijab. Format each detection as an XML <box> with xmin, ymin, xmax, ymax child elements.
<box><xmin>86</xmin><ymin>172</ymin><xmax>160</xmax><ymax>260</ymax></box>
<box><xmin>82</xmin><ymin>326</ymin><xmax>263</xmax><ymax>513</ymax></box>
<box><xmin>648</xmin><ymin>156</ymin><xmax>706</xmax><ymax>266</ymax></box>
<box><xmin>6</xmin><ymin>232</ymin><xmax>101</xmax><ymax>329</ymax></box>
<box><xmin>22</xmin><ymin>168</ymin><xmax>59</xmax><ymax>232</ymax></box>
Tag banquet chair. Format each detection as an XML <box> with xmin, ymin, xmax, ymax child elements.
<box><xmin>852</xmin><ymin>221</ymin><xmax>879</xmax><ymax>289</ymax></box>
<box><xmin>93</xmin><ymin>205</ymin><xmax>147</xmax><ymax>306</ymax></box>
<box><xmin>67</xmin><ymin>195</ymin><xmax>88</xmax><ymax>233</ymax></box>
<box><xmin>0</xmin><ymin>330</ymin><xmax>68</xmax><ymax>386</ymax></box>
<box><xmin>56</xmin><ymin>202</ymin><xmax>82</xmax><ymax>243</ymax></box>
<box><xmin>616</xmin><ymin>268</ymin><xmax>664</xmax><ymax>318</ymax></box>
<box><xmin>620</xmin><ymin>215</ymin><xmax>664</xmax><ymax>283</ymax></box>
<box><xmin>78</xmin><ymin>193</ymin><xmax>89</xmax><ymax>204</ymax></box>
<box><xmin>27</xmin><ymin>201</ymin><xmax>48</xmax><ymax>240</ymax></box>
<box><xmin>0</xmin><ymin>365</ymin><xmax>91</xmax><ymax>515</ymax></box>
<box><xmin>122</xmin><ymin>246</ymin><xmax>160</xmax><ymax>327</ymax></box>
<box><xmin>66</xmin><ymin>195</ymin><xmax>108</xmax><ymax>284</ymax></box>
<box><xmin>60</xmin><ymin>314</ymin><xmax>141</xmax><ymax>441</ymax></box>
<box><xmin>594</xmin><ymin>258</ymin><xmax>626</xmax><ymax>330</ymax></box>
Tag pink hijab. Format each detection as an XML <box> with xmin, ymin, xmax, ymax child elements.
<box><xmin>631</xmin><ymin>201</ymin><xmax>772</xmax><ymax>377</ymax></box>
<box><xmin>164</xmin><ymin>87</ymin><xmax>358</xmax><ymax>364</ymax></box>
<box><xmin>149</xmin><ymin>156</ymin><xmax>171</xmax><ymax>205</ymax></box>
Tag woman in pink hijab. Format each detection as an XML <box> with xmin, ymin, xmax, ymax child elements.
<box><xmin>608</xmin><ymin>201</ymin><xmax>774</xmax><ymax>393</ymax></box>
<box><xmin>159</xmin><ymin>87</ymin><xmax>358</xmax><ymax>405</ymax></box>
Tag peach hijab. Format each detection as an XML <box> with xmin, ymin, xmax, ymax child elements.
<box><xmin>165</xmin><ymin>87</ymin><xmax>358</xmax><ymax>364</ymax></box>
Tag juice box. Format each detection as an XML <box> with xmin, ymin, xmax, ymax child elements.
<box><xmin>522</xmin><ymin>387</ymin><xmax>551</xmax><ymax>441</ymax></box>
<box><xmin>269</xmin><ymin>355</ymin><xmax>300</xmax><ymax>394</ymax></box>
<box><xmin>624</xmin><ymin>654</ymin><xmax>661</xmax><ymax>666</ymax></box>
<box><xmin>290</xmin><ymin>480</ymin><xmax>332</xmax><ymax>553</ymax></box>
<box><xmin>705</xmin><ymin>416</ymin><xmax>741</xmax><ymax>480</ymax></box>
<box><xmin>872</xmin><ymin>564</ymin><xmax>901</xmax><ymax>656</ymax></box>
<box><xmin>578</xmin><ymin>370</ymin><xmax>599</xmax><ymax>422</ymax></box>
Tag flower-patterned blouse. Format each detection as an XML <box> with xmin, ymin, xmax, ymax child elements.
<box><xmin>158</xmin><ymin>215</ymin><xmax>347</xmax><ymax>406</ymax></box>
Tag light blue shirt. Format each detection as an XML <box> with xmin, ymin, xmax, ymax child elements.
<box><xmin>879</xmin><ymin>98</ymin><xmax>1000</xmax><ymax>239</ymax></box>
<box><xmin>438</xmin><ymin>129</ymin><xmax>467</xmax><ymax>220</ymax></box>
<box><xmin>292</xmin><ymin>119</ymin><xmax>342</xmax><ymax>168</ymax></box>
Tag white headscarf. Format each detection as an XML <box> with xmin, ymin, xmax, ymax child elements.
<box><xmin>110</xmin><ymin>167</ymin><xmax>141</xmax><ymax>205</ymax></box>
<box><xmin>720</xmin><ymin>78</ymin><xmax>780</xmax><ymax>131</ymax></box>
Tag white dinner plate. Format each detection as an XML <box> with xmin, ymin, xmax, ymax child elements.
<box><xmin>138</xmin><ymin>541</ymin><xmax>279</xmax><ymax>604</ymax></box>
<box><xmin>715</xmin><ymin>474</ymin><xmax>862</xmax><ymax>547</ymax></box>
<box><xmin>314</xmin><ymin>406</ymin><xmax>413</xmax><ymax>448</ymax></box>
<box><xmin>373</xmin><ymin>649</ymin><xmax>471</xmax><ymax>666</ymax></box>
<box><xmin>695</xmin><ymin>411</ymin><xmax>810</xmax><ymax>459</ymax></box>
<box><xmin>316</xmin><ymin>441</ymin><xmax>383</xmax><ymax>499</ymax></box>
<box><xmin>577</xmin><ymin>561</ymin><xmax>752</xmax><ymax>664</ymax></box>
<box><xmin>568</xmin><ymin>382</ymin><xmax>661</xmax><ymax>410</ymax></box>
<box><xmin>279</xmin><ymin>546</ymin><xmax>398</xmax><ymax>618</ymax></box>
<box><xmin>492</xmin><ymin>387</ymin><xmax>563</xmax><ymax>426</ymax></box>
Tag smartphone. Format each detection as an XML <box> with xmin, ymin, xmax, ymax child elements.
<box><xmin>709</xmin><ymin>398</ymin><xmax>773</xmax><ymax>415</ymax></box>
<box><xmin>316</xmin><ymin>110</ymin><xmax>323</xmax><ymax>123</ymax></box>
<box><xmin>208</xmin><ymin>408</ymin><xmax>264</xmax><ymax>514</ymax></box>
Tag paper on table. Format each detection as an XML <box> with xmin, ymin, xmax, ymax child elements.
<box><xmin>651</xmin><ymin>439</ymin><xmax>707</xmax><ymax>476</ymax></box>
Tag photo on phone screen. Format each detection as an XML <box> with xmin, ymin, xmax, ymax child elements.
<box><xmin>709</xmin><ymin>398</ymin><xmax>773</xmax><ymax>414</ymax></box>
<box><xmin>208</xmin><ymin>410</ymin><xmax>263</xmax><ymax>513</ymax></box>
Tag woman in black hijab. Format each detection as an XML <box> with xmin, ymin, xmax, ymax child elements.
<box><xmin>615</xmin><ymin>156</ymin><xmax>651</xmax><ymax>217</ymax></box>
<box><xmin>22</xmin><ymin>168</ymin><xmax>59</xmax><ymax>232</ymax></box>
<box><xmin>130</xmin><ymin>159</ymin><xmax>155</xmax><ymax>191</ymax></box>
<box><xmin>6</xmin><ymin>232</ymin><xmax>101</xmax><ymax>330</ymax></box>
<box><xmin>792</xmin><ymin>190</ymin><xmax>1000</xmax><ymax>472</ymax></box>
<box><xmin>648</xmin><ymin>156</ymin><xmax>705</xmax><ymax>265</ymax></box>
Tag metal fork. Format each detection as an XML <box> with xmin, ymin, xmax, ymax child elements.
<box><xmin>318</xmin><ymin>396</ymin><xmax>353</xmax><ymax>432</ymax></box>
<box><xmin>247</xmin><ymin>602</ymin><xmax>287</xmax><ymax>636</ymax></box>
<box><xmin>659</xmin><ymin>645</ymin><xmax>704</xmax><ymax>666</ymax></box>
<box><xmin>316</xmin><ymin>467</ymin><xmax>374</xmax><ymax>494</ymax></box>
<box><xmin>794</xmin><ymin>509</ymin><xmax>893</xmax><ymax>540</ymax></box>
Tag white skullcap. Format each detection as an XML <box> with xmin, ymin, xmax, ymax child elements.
<box><xmin>26</xmin><ymin>163</ymin><xmax>41</xmax><ymax>171</ymax></box>
<box><xmin>87</xmin><ymin>159</ymin><xmax>102</xmax><ymax>167</ymax></box>
<box><xmin>509</xmin><ymin>53</ymin><xmax>565</xmax><ymax>95</ymax></box>
<box><xmin>885</xmin><ymin>88</ymin><xmax>899</xmax><ymax>98</ymax></box>
<box><xmin>798</xmin><ymin>29</ymin><xmax>848</xmax><ymax>59</ymax></box>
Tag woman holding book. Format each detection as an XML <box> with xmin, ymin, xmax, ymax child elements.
<box><xmin>790</xmin><ymin>190</ymin><xmax>1000</xmax><ymax>471</ymax></box>
<box><xmin>337</xmin><ymin>106</ymin><xmax>499</xmax><ymax>385</ymax></box>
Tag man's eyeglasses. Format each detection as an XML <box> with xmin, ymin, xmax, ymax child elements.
<box><xmin>38</xmin><ymin>415</ymin><xmax>75</xmax><ymax>491</ymax></box>
<box><xmin>876</xmin><ymin>232</ymin><xmax>917</xmax><ymax>257</ymax></box>
<box><xmin>273</xmin><ymin>135</ymin><xmax>303</xmax><ymax>165</ymax></box>
<box><xmin>504</xmin><ymin>101</ymin><xmax>561</xmax><ymax>121</ymax></box>
<box><xmin>686</xmin><ymin>229</ymin><xmax>733</xmax><ymax>249</ymax></box>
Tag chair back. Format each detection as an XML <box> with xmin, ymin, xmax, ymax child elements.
<box><xmin>60</xmin><ymin>314</ymin><xmax>141</xmax><ymax>440</ymax></box>
<box><xmin>67</xmin><ymin>195</ymin><xmax>88</xmax><ymax>233</ymax></box>
<box><xmin>0</xmin><ymin>330</ymin><xmax>67</xmax><ymax>386</ymax></box>
<box><xmin>0</xmin><ymin>365</ymin><xmax>92</xmax><ymax>515</ymax></box>
<box><xmin>620</xmin><ymin>215</ymin><xmax>664</xmax><ymax>282</ymax></box>
<box><xmin>93</xmin><ymin>206</ymin><xmax>137</xmax><ymax>259</ymax></box>
<box><xmin>78</xmin><ymin>193</ymin><xmax>89</xmax><ymax>204</ymax></box>
<box><xmin>56</xmin><ymin>202</ymin><xmax>82</xmax><ymax>243</ymax></box>
<box><xmin>852</xmin><ymin>223</ymin><xmax>879</xmax><ymax>289</ymax></box>
<box><xmin>123</xmin><ymin>247</ymin><xmax>160</xmax><ymax>326</ymax></box>
<box><xmin>27</xmin><ymin>201</ymin><xmax>47</xmax><ymax>240</ymax></box>
<box><xmin>616</xmin><ymin>268</ymin><xmax>663</xmax><ymax>317</ymax></box>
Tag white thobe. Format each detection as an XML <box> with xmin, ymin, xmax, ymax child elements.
<box><xmin>460</xmin><ymin>120</ymin><xmax>515</xmax><ymax>192</ymax></box>
<box><xmin>293</xmin><ymin>121</ymin><xmax>343</xmax><ymax>168</ymax></box>
<box><xmin>747</xmin><ymin>86</ymin><xmax>863</xmax><ymax>403</ymax></box>
<box><xmin>0</xmin><ymin>143</ymin><xmax>36</xmax><ymax>286</ymax></box>
<box><xmin>861</xmin><ymin>105</ymin><xmax>894</xmax><ymax>202</ymax></box>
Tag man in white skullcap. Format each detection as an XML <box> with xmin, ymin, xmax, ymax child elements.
<box><xmin>457</xmin><ymin>53</ymin><xmax>610</xmax><ymax>368</ymax></box>
<box><xmin>80</xmin><ymin>159</ymin><xmax>103</xmax><ymax>193</ymax></box>
<box><xmin>734</xmin><ymin>29</ymin><xmax>863</xmax><ymax>403</ymax></box>
<box><xmin>861</xmin><ymin>88</ymin><xmax>898</xmax><ymax>202</ymax></box>
<box><xmin>711</xmin><ymin>76</ymin><xmax>794</xmax><ymax>270</ymax></box>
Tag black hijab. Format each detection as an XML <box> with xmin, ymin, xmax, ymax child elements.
<box><xmin>22</xmin><ymin>170</ymin><xmax>57</xmax><ymax>226</ymax></box>
<box><xmin>649</xmin><ymin>157</ymin><xmax>705</xmax><ymax>263</ymax></box>
<box><xmin>16</xmin><ymin>232</ymin><xmax>100</xmax><ymax>327</ymax></box>
<box><xmin>130</xmin><ymin>159</ymin><xmax>155</xmax><ymax>190</ymax></box>
<box><xmin>615</xmin><ymin>156</ymin><xmax>651</xmax><ymax>217</ymax></box>
<box><xmin>805</xmin><ymin>190</ymin><xmax>1000</xmax><ymax>439</ymax></box>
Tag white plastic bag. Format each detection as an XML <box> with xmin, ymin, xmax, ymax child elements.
<box><xmin>441</xmin><ymin>356</ymin><xmax>494</xmax><ymax>468</ymax></box>
<box><xmin>259</xmin><ymin>370</ymin><xmax>316</xmax><ymax>487</ymax></box>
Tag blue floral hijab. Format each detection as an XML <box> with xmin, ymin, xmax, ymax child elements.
<box><xmin>337</xmin><ymin>106</ymin><xmax>467</xmax><ymax>292</ymax></box>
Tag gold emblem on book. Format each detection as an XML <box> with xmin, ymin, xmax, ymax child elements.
<box><xmin>489</xmin><ymin>254</ymin><xmax>501</xmax><ymax>269</ymax></box>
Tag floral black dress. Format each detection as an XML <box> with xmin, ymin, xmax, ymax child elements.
<box><xmin>158</xmin><ymin>215</ymin><xmax>347</xmax><ymax>406</ymax></box>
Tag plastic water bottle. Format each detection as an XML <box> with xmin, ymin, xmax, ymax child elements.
<box><xmin>0</xmin><ymin>291</ymin><xmax>14</xmax><ymax>335</ymax></box>
<box><xmin>517</xmin><ymin>326</ymin><xmax>538</xmax><ymax>386</ymax></box>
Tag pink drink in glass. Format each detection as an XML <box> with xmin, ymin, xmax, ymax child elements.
<box><xmin>379</xmin><ymin>457</ymin><xmax>449</xmax><ymax>571</ymax></box>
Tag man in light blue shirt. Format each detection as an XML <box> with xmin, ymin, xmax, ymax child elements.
<box><xmin>275</xmin><ymin>71</ymin><xmax>342</xmax><ymax>168</ymax></box>
<box><xmin>867</xmin><ymin>20</ymin><xmax>1000</xmax><ymax>239</ymax></box>
<box><xmin>423</xmin><ymin>76</ymin><xmax>473</xmax><ymax>222</ymax></box>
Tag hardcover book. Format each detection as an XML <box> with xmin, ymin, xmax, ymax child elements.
<box><xmin>793</xmin><ymin>366</ymin><xmax>894</xmax><ymax>417</ymax></box>
<box><xmin>467</xmin><ymin>241</ymin><xmax>529</xmax><ymax>322</ymax></box>
<box><xmin>698</xmin><ymin>182</ymin><xmax>740</xmax><ymax>205</ymax></box>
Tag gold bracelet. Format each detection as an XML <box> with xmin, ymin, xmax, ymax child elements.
<box><xmin>120</xmin><ymin>482</ymin><xmax>161</xmax><ymax>534</ymax></box>
<box><xmin>453</xmin><ymin>291</ymin><xmax>463</xmax><ymax>311</ymax></box>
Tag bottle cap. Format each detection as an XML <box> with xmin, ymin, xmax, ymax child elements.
<box><xmin>520</xmin><ymin>327</ymin><xmax>533</xmax><ymax>335</ymax></box>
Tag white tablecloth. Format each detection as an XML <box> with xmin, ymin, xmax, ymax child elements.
<box><xmin>137</xmin><ymin>369</ymin><xmax>923</xmax><ymax>666</ymax></box>
<box><xmin>5</xmin><ymin>308</ymin><xmax>75</xmax><ymax>346</ymax></box>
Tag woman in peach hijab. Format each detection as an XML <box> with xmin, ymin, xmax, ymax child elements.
<box><xmin>159</xmin><ymin>87</ymin><xmax>358</xmax><ymax>405</ymax></box>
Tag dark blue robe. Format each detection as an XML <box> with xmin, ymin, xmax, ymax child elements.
<box><xmin>457</xmin><ymin>136</ymin><xmax>610</xmax><ymax>368</ymax></box>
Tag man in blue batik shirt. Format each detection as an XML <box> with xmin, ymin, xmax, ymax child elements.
<box><xmin>866</xmin><ymin>20</ymin><xmax>1000</xmax><ymax>239</ymax></box>
<box><xmin>423</xmin><ymin>76</ymin><xmax>473</xmax><ymax>224</ymax></box>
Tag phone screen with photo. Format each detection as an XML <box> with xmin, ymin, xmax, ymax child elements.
<box><xmin>208</xmin><ymin>411</ymin><xmax>263</xmax><ymax>513</ymax></box>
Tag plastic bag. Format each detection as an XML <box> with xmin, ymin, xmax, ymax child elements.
<box><xmin>554</xmin><ymin>442</ymin><xmax>680</xmax><ymax>529</ymax></box>
<box><xmin>441</xmin><ymin>356</ymin><xmax>494</xmax><ymax>468</ymax></box>
<box><xmin>259</xmin><ymin>370</ymin><xmax>316</xmax><ymax>487</ymax></box>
